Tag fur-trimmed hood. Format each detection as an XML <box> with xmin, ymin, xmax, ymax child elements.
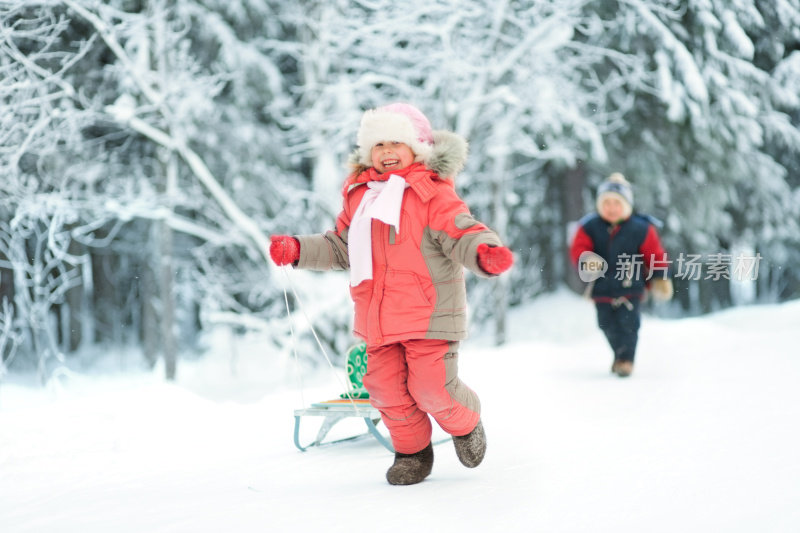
<box><xmin>347</xmin><ymin>130</ymin><xmax>469</xmax><ymax>180</ymax></box>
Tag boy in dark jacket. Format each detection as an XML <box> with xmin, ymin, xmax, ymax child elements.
<box><xmin>569</xmin><ymin>173</ymin><xmax>673</xmax><ymax>377</ymax></box>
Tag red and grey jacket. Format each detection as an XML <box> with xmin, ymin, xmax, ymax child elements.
<box><xmin>570</xmin><ymin>213</ymin><xmax>668</xmax><ymax>301</ymax></box>
<box><xmin>295</xmin><ymin>132</ymin><xmax>503</xmax><ymax>345</ymax></box>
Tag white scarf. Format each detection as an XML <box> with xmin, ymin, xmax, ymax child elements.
<box><xmin>348</xmin><ymin>174</ymin><xmax>408</xmax><ymax>286</ymax></box>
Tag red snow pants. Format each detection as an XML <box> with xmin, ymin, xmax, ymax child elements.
<box><xmin>362</xmin><ymin>339</ymin><xmax>481</xmax><ymax>454</ymax></box>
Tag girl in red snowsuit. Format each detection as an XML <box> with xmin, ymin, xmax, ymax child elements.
<box><xmin>269</xmin><ymin>103</ymin><xmax>513</xmax><ymax>484</ymax></box>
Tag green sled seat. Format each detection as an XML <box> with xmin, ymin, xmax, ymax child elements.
<box><xmin>292</xmin><ymin>343</ymin><xmax>393</xmax><ymax>452</ymax></box>
<box><xmin>341</xmin><ymin>341</ymin><xmax>370</xmax><ymax>400</ymax></box>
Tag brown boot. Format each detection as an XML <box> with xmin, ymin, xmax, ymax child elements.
<box><xmin>453</xmin><ymin>420</ymin><xmax>486</xmax><ymax>468</ymax></box>
<box><xmin>386</xmin><ymin>443</ymin><xmax>434</xmax><ymax>485</ymax></box>
<box><xmin>614</xmin><ymin>360</ymin><xmax>633</xmax><ymax>377</ymax></box>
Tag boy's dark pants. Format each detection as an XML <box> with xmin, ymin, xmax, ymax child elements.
<box><xmin>595</xmin><ymin>299</ymin><xmax>641</xmax><ymax>363</ymax></box>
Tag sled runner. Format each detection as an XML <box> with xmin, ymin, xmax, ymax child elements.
<box><xmin>293</xmin><ymin>343</ymin><xmax>394</xmax><ymax>452</ymax></box>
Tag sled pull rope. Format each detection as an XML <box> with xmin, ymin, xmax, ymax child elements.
<box><xmin>281</xmin><ymin>268</ymin><xmax>365</xmax><ymax>415</ymax></box>
<box><xmin>282</xmin><ymin>270</ymin><xmax>305</xmax><ymax>409</ymax></box>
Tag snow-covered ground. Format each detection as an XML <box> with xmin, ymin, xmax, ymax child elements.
<box><xmin>1</xmin><ymin>290</ymin><xmax>798</xmax><ymax>533</ymax></box>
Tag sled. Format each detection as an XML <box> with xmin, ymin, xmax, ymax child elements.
<box><xmin>293</xmin><ymin>343</ymin><xmax>394</xmax><ymax>453</ymax></box>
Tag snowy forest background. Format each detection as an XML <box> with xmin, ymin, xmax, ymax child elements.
<box><xmin>2</xmin><ymin>0</ymin><xmax>799</xmax><ymax>383</ymax></box>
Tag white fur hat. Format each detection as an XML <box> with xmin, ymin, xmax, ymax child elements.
<box><xmin>356</xmin><ymin>103</ymin><xmax>435</xmax><ymax>167</ymax></box>
<box><xmin>596</xmin><ymin>172</ymin><xmax>634</xmax><ymax>216</ymax></box>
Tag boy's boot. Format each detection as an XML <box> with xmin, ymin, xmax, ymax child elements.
<box><xmin>453</xmin><ymin>420</ymin><xmax>486</xmax><ymax>468</ymax></box>
<box><xmin>386</xmin><ymin>442</ymin><xmax>434</xmax><ymax>485</ymax></box>
<box><xmin>614</xmin><ymin>360</ymin><xmax>634</xmax><ymax>377</ymax></box>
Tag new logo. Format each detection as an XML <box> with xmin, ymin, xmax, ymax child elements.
<box><xmin>578</xmin><ymin>251</ymin><xmax>607</xmax><ymax>282</ymax></box>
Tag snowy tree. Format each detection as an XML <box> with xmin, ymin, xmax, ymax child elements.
<box><xmin>592</xmin><ymin>0</ymin><xmax>800</xmax><ymax>311</ymax></box>
<box><xmin>1</xmin><ymin>0</ymin><xmax>322</xmax><ymax>378</ymax></box>
<box><xmin>2</xmin><ymin>0</ymin><xmax>798</xmax><ymax>382</ymax></box>
<box><xmin>0</xmin><ymin>1</ymin><xmax>101</xmax><ymax>379</ymax></box>
<box><xmin>261</xmin><ymin>0</ymin><xmax>656</xmax><ymax>343</ymax></box>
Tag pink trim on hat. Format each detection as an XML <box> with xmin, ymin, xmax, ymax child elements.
<box><xmin>379</xmin><ymin>103</ymin><xmax>434</xmax><ymax>145</ymax></box>
<box><xmin>356</xmin><ymin>103</ymin><xmax>435</xmax><ymax>167</ymax></box>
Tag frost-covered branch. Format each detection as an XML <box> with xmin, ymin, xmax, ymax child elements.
<box><xmin>0</xmin><ymin>299</ymin><xmax>22</xmax><ymax>380</ymax></box>
<box><xmin>61</xmin><ymin>0</ymin><xmax>162</xmax><ymax>106</ymax></box>
<box><xmin>65</xmin><ymin>0</ymin><xmax>272</xmax><ymax>264</ymax></box>
<box><xmin>112</xmin><ymin>113</ymin><xmax>271</xmax><ymax>263</ymax></box>
<box><xmin>624</xmin><ymin>0</ymin><xmax>709</xmax><ymax>105</ymax></box>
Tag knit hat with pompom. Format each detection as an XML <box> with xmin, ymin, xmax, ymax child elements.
<box><xmin>596</xmin><ymin>172</ymin><xmax>634</xmax><ymax>218</ymax></box>
<box><xmin>356</xmin><ymin>103</ymin><xmax>435</xmax><ymax>167</ymax></box>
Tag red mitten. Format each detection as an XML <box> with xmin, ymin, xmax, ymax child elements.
<box><xmin>477</xmin><ymin>243</ymin><xmax>513</xmax><ymax>274</ymax></box>
<box><xmin>269</xmin><ymin>235</ymin><xmax>300</xmax><ymax>266</ymax></box>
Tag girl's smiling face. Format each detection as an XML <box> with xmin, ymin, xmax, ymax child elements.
<box><xmin>370</xmin><ymin>141</ymin><xmax>415</xmax><ymax>173</ymax></box>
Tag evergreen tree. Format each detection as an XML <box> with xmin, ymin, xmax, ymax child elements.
<box><xmin>593</xmin><ymin>0</ymin><xmax>800</xmax><ymax>310</ymax></box>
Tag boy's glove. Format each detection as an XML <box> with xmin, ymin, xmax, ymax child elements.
<box><xmin>650</xmin><ymin>278</ymin><xmax>674</xmax><ymax>302</ymax></box>
<box><xmin>477</xmin><ymin>243</ymin><xmax>513</xmax><ymax>275</ymax></box>
<box><xmin>269</xmin><ymin>235</ymin><xmax>300</xmax><ymax>266</ymax></box>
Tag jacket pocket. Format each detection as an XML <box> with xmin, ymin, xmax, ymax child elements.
<box><xmin>349</xmin><ymin>280</ymin><xmax>372</xmax><ymax>337</ymax></box>
<box><xmin>380</xmin><ymin>271</ymin><xmax>434</xmax><ymax>335</ymax></box>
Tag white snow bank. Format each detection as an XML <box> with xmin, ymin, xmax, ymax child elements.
<box><xmin>1</xmin><ymin>292</ymin><xmax>798</xmax><ymax>533</ymax></box>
